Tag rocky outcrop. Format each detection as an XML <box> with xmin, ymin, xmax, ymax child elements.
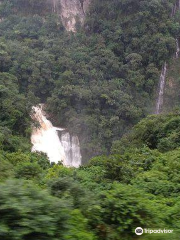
<box><xmin>52</xmin><ymin>0</ymin><xmax>91</xmax><ymax>32</ymax></box>
<box><xmin>60</xmin><ymin>0</ymin><xmax>84</xmax><ymax>32</ymax></box>
<box><xmin>83</xmin><ymin>0</ymin><xmax>91</xmax><ymax>13</ymax></box>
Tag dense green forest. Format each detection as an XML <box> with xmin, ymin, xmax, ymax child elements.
<box><xmin>0</xmin><ymin>0</ymin><xmax>180</xmax><ymax>239</ymax></box>
<box><xmin>0</xmin><ymin>0</ymin><xmax>179</xmax><ymax>159</ymax></box>
<box><xmin>1</xmin><ymin>114</ymin><xmax>180</xmax><ymax>239</ymax></box>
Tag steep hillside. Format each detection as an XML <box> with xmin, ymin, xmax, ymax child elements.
<box><xmin>52</xmin><ymin>0</ymin><xmax>91</xmax><ymax>31</ymax></box>
<box><xmin>163</xmin><ymin>57</ymin><xmax>180</xmax><ymax>111</ymax></box>
<box><xmin>1</xmin><ymin>113</ymin><xmax>180</xmax><ymax>240</ymax></box>
<box><xmin>1</xmin><ymin>1</ymin><xmax>180</xmax><ymax>239</ymax></box>
<box><xmin>0</xmin><ymin>0</ymin><xmax>179</xmax><ymax>161</ymax></box>
<box><xmin>0</xmin><ymin>0</ymin><xmax>91</xmax><ymax>31</ymax></box>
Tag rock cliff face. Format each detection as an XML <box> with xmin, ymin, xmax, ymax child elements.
<box><xmin>52</xmin><ymin>0</ymin><xmax>91</xmax><ymax>32</ymax></box>
<box><xmin>83</xmin><ymin>0</ymin><xmax>91</xmax><ymax>13</ymax></box>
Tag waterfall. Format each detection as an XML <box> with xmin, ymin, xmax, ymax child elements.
<box><xmin>155</xmin><ymin>63</ymin><xmax>167</xmax><ymax>114</ymax></box>
<box><xmin>155</xmin><ymin>1</ymin><xmax>179</xmax><ymax>114</ymax></box>
<box><xmin>71</xmin><ymin>136</ymin><xmax>82</xmax><ymax>168</ymax></box>
<box><xmin>176</xmin><ymin>39</ymin><xmax>180</xmax><ymax>58</ymax></box>
<box><xmin>61</xmin><ymin>133</ymin><xmax>81</xmax><ymax>168</ymax></box>
<box><xmin>31</xmin><ymin>105</ymin><xmax>82</xmax><ymax>167</ymax></box>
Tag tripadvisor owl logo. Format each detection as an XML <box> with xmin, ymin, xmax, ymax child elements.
<box><xmin>135</xmin><ymin>227</ymin><xmax>143</xmax><ymax>235</ymax></box>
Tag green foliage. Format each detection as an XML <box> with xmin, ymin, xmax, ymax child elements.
<box><xmin>48</xmin><ymin>177</ymin><xmax>93</xmax><ymax>211</ymax></box>
<box><xmin>15</xmin><ymin>161</ymin><xmax>42</xmax><ymax>179</ymax></box>
<box><xmin>131</xmin><ymin>148</ymin><xmax>180</xmax><ymax>197</ymax></box>
<box><xmin>0</xmin><ymin>1</ymin><xmax>180</xmax><ymax>240</ymax></box>
<box><xmin>94</xmin><ymin>183</ymin><xmax>166</xmax><ymax>240</ymax></box>
<box><xmin>45</xmin><ymin>164</ymin><xmax>73</xmax><ymax>180</ymax></box>
<box><xmin>0</xmin><ymin>114</ymin><xmax>180</xmax><ymax>239</ymax></box>
<box><xmin>0</xmin><ymin>0</ymin><xmax>178</xmax><ymax>160</ymax></box>
<box><xmin>0</xmin><ymin>71</ymin><xmax>30</xmax><ymax>152</ymax></box>
<box><xmin>0</xmin><ymin>156</ymin><xmax>14</xmax><ymax>180</ymax></box>
<box><xmin>64</xmin><ymin>209</ymin><xmax>96</xmax><ymax>240</ymax></box>
<box><xmin>0</xmin><ymin>151</ymin><xmax>50</xmax><ymax>183</ymax></box>
<box><xmin>112</xmin><ymin>113</ymin><xmax>180</xmax><ymax>153</ymax></box>
<box><xmin>0</xmin><ymin>179</ymin><xmax>71</xmax><ymax>240</ymax></box>
<box><xmin>0</xmin><ymin>0</ymin><xmax>51</xmax><ymax>16</ymax></box>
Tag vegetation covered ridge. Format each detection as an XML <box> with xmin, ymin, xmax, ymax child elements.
<box><xmin>0</xmin><ymin>0</ymin><xmax>180</xmax><ymax>239</ymax></box>
<box><xmin>0</xmin><ymin>0</ymin><xmax>179</xmax><ymax>160</ymax></box>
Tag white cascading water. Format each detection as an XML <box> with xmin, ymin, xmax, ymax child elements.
<box><xmin>155</xmin><ymin>1</ymin><xmax>180</xmax><ymax>114</ymax></box>
<box><xmin>176</xmin><ymin>39</ymin><xmax>180</xmax><ymax>58</ymax></box>
<box><xmin>155</xmin><ymin>63</ymin><xmax>167</xmax><ymax>114</ymax></box>
<box><xmin>61</xmin><ymin>133</ymin><xmax>81</xmax><ymax>168</ymax></box>
<box><xmin>71</xmin><ymin>136</ymin><xmax>82</xmax><ymax>168</ymax></box>
<box><xmin>31</xmin><ymin>105</ymin><xmax>82</xmax><ymax>167</ymax></box>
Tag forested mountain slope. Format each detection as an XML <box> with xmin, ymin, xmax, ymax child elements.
<box><xmin>1</xmin><ymin>1</ymin><xmax>180</xmax><ymax>239</ymax></box>
<box><xmin>1</xmin><ymin>114</ymin><xmax>180</xmax><ymax>239</ymax></box>
<box><xmin>0</xmin><ymin>0</ymin><xmax>179</xmax><ymax>161</ymax></box>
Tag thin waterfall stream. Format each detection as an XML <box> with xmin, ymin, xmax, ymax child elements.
<box><xmin>155</xmin><ymin>1</ymin><xmax>180</xmax><ymax>114</ymax></box>
<box><xmin>176</xmin><ymin>38</ymin><xmax>180</xmax><ymax>58</ymax></box>
<box><xmin>155</xmin><ymin>63</ymin><xmax>167</xmax><ymax>114</ymax></box>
